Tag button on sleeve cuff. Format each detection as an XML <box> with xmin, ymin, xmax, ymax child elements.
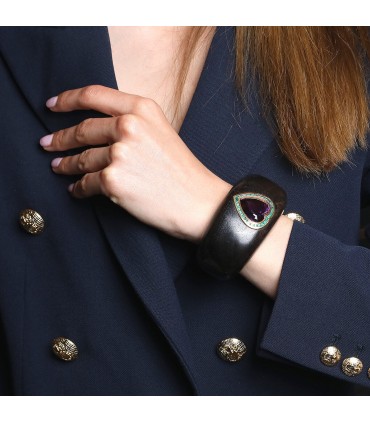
<box><xmin>259</xmin><ymin>220</ymin><xmax>370</xmax><ymax>388</ymax></box>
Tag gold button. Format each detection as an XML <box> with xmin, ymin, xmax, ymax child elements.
<box><xmin>286</xmin><ymin>212</ymin><xmax>305</xmax><ymax>223</ymax></box>
<box><xmin>342</xmin><ymin>357</ymin><xmax>363</xmax><ymax>376</ymax></box>
<box><xmin>19</xmin><ymin>209</ymin><xmax>45</xmax><ymax>234</ymax></box>
<box><xmin>217</xmin><ymin>338</ymin><xmax>247</xmax><ymax>362</ymax></box>
<box><xmin>52</xmin><ymin>337</ymin><xmax>78</xmax><ymax>361</ymax></box>
<box><xmin>320</xmin><ymin>346</ymin><xmax>342</xmax><ymax>366</ymax></box>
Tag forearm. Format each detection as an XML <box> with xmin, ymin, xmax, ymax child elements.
<box><xmin>239</xmin><ymin>214</ymin><xmax>293</xmax><ymax>298</ymax></box>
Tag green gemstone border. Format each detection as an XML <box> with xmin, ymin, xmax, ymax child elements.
<box><xmin>233</xmin><ymin>192</ymin><xmax>275</xmax><ymax>229</ymax></box>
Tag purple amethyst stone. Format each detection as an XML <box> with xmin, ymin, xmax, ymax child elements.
<box><xmin>240</xmin><ymin>198</ymin><xmax>270</xmax><ymax>222</ymax></box>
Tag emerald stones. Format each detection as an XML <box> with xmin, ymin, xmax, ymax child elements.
<box><xmin>233</xmin><ymin>193</ymin><xmax>275</xmax><ymax>229</ymax></box>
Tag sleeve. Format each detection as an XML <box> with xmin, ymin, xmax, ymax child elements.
<box><xmin>258</xmin><ymin>216</ymin><xmax>370</xmax><ymax>388</ymax></box>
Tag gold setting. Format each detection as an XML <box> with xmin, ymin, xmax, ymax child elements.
<box><xmin>217</xmin><ymin>338</ymin><xmax>247</xmax><ymax>363</ymax></box>
<box><xmin>342</xmin><ymin>357</ymin><xmax>363</xmax><ymax>377</ymax></box>
<box><xmin>233</xmin><ymin>193</ymin><xmax>275</xmax><ymax>230</ymax></box>
<box><xmin>52</xmin><ymin>337</ymin><xmax>78</xmax><ymax>362</ymax></box>
<box><xmin>286</xmin><ymin>212</ymin><xmax>305</xmax><ymax>223</ymax></box>
<box><xmin>320</xmin><ymin>346</ymin><xmax>341</xmax><ymax>366</ymax></box>
<box><xmin>19</xmin><ymin>209</ymin><xmax>45</xmax><ymax>234</ymax></box>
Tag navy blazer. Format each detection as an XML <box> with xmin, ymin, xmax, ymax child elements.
<box><xmin>1</xmin><ymin>26</ymin><xmax>370</xmax><ymax>395</ymax></box>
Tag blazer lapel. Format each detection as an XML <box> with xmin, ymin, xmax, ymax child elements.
<box><xmin>0</xmin><ymin>26</ymin><xmax>276</xmax><ymax>391</ymax></box>
<box><xmin>0</xmin><ymin>26</ymin><xmax>202</xmax><ymax>391</ymax></box>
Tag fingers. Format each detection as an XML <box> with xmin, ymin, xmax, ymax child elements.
<box><xmin>41</xmin><ymin>85</ymin><xmax>163</xmax><ymax>153</ymax></box>
<box><xmin>46</xmin><ymin>84</ymin><xmax>142</xmax><ymax>116</ymax></box>
<box><xmin>68</xmin><ymin>171</ymin><xmax>103</xmax><ymax>199</ymax></box>
<box><xmin>51</xmin><ymin>146</ymin><xmax>111</xmax><ymax>175</ymax></box>
<box><xmin>40</xmin><ymin>117</ymin><xmax>118</xmax><ymax>152</ymax></box>
<box><xmin>42</xmin><ymin>85</ymin><xmax>164</xmax><ymax>202</ymax></box>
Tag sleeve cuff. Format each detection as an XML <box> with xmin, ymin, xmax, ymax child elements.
<box><xmin>258</xmin><ymin>220</ymin><xmax>370</xmax><ymax>388</ymax></box>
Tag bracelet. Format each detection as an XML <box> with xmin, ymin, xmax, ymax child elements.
<box><xmin>197</xmin><ymin>174</ymin><xmax>287</xmax><ymax>279</ymax></box>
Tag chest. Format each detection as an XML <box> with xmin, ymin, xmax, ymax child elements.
<box><xmin>107</xmin><ymin>26</ymin><xmax>215</xmax><ymax>133</ymax></box>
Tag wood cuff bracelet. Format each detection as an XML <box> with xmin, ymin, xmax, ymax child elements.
<box><xmin>197</xmin><ymin>174</ymin><xmax>287</xmax><ymax>279</ymax></box>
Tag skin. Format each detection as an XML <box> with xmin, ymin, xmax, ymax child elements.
<box><xmin>107</xmin><ymin>26</ymin><xmax>206</xmax><ymax>132</ymax></box>
<box><xmin>40</xmin><ymin>85</ymin><xmax>293</xmax><ymax>299</ymax></box>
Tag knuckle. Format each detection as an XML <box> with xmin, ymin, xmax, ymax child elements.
<box><xmin>78</xmin><ymin>174</ymin><xmax>89</xmax><ymax>195</ymax></box>
<box><xmin>109</xmin><ymin>142</ymin><xmax>126</xmax><ymax>162</ymax></box>
<box><xmin>77</xmin><ymin>149</ymin><xmax>90</xmax><ymax>172</ymax></box>
<box><xmin>75</xmin><ymin>119</ymin><xmax>91</xmax><ymax>144</ymax></box>
<box><xmin>115</xmin><ymin>115</ymin><xmax>128</xmax><ymax>134</ymax></box>
<box><xmin>133</xmin><ymin>97</ymin><xmax>159</xmax><ymax>115</ymax></box>
<box><xmin>100</xmin><ymin>167</ymin><xmax>116</xmax><ymax>196</ymax></box>
<box><xmin>115</xmin><ymin>114</ymin><xmax>140</xmax><ymax>136</ymax></box>
<box><xmin>52</xmin><ymin>130</ymin><xmax>64</xmax><ymax>149</ymax></box>
<box><xmin>79</xmin><ymin>85</ymin><xmax>102</xmax><ymax>105</ymax></box>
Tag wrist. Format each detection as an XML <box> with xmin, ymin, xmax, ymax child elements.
<box><xmin>195</xmin><ymin>175</ymin><xmax>287</xmax><ymax>280</ymax></box>
<box><xmin>184</xmin><ymin>177</ymin><xmax>232</xmax><ymax>243</ymax></box>
<box><xmin>240</xmin><ymin>214</ymin><xmax>294</xmax><ymax>298</ymax></box>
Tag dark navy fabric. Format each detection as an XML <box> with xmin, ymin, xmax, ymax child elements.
<box><xmin>1</xmin><ymin>26</ymin><xmax>370</xmax><ymax>395</ymax></box>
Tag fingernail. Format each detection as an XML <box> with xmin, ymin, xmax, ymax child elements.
<box><xmin>51</xmin><ymin>157</ymin><xmax>62</xmax><ymax>168</ymax></box>
<box><xmin>46</xmin><ymin>96</ymin><xmax>58</xmax><ymax>108</ymax></box>
<box><xmin>68</xmin><ymin>183</ymin><xmax>74</xmax><ymax>192</ymax></box>
<box><xmin>40</xmin><ymin>134</ymin><xmax>53</xmax><ymax>147</ymax></box>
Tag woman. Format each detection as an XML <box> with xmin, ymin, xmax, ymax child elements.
<box><xmin>0</xmin><ymin>26</ymin><xmax>370</xmax><ymax>395</ymax></box>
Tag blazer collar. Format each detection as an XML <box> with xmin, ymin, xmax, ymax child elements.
<box><xmin>0</xmin><ymin>26</ymin><xmax>274</xmax><ymax>392</ymax></box>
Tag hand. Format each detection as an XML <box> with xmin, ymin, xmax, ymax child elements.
<box><xmin>40</xmin><ymin>85</ymin><xmax>232</xmax><ymax>242</ymax></box>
